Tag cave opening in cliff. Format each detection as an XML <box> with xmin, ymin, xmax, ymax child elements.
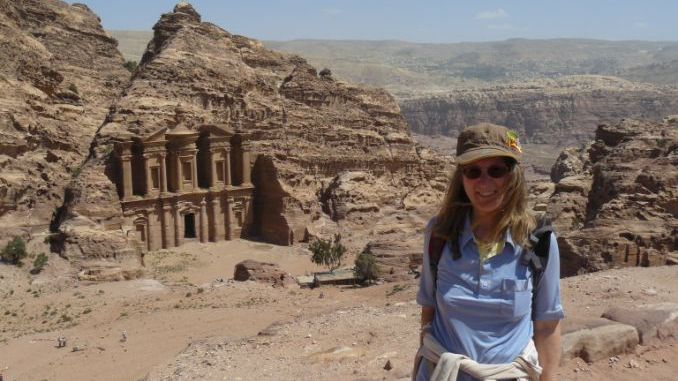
<box><xmin>251</xmin><ymin>155</ymin><xmax>293</xmax><ymax>245</ymax></box>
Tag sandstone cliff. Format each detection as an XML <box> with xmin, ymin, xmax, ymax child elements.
<box><xmin>548</xmin><ymin>116</ymin><xmax>677</xmax><ymax>275</ymax></box>
<box><xmin>54</xmin><ymin>3</ymin><xmax>447</xmax><ymax>261</ymax></box>
<box><xmin>400</xmin><ymin>77</ymin><xmax>678</xmax><ymax>147</ymax></box>
<box><xmin>0</xmin><ymin>0</ymin><xmax>129</xmax><ymax>241</ymax></box>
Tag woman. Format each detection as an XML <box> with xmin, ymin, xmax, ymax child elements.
<box><xmin>414</xmin><ymin>123</ymin><xmax>564</xmax><ymax>381</ymax></box>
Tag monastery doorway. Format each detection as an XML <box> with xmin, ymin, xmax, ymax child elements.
<box><xmin>135</xmin><ymin>224</ymin><xmax>146</xmax><ymax>242</ymax></box>
<box><xmin>184</xmin><ymin>213</ymin><xmax>196</xmax><ymax>239</ymax></box>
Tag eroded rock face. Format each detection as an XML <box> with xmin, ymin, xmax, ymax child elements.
<box><xmin>0</xmin><ymin>0</ymin><xmax>129</xmax><ymax>241</ymax></box>
<box><xmin>55</xmin><ymin>3</ymin><xmax>448</xmax><ymax>259</ymax></box>
<box><xmin>548</xmin><ymin>117</ymin><xmax>678</xmax><ymax>275</ymax></box>
<box><xmin>400</xmin><ymin>77</ymin><xmax>678</xmax><ymax>147</ymax></box>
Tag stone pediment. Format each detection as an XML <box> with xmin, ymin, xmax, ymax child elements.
<box><xmin>198</xmin><ymin>123</ymin><xmax>233</xmax><ymax>137</ymax></box>
<box><xmin>143</xmin><ymin>127</ymin><xmax>169</xmax><ymax>142</ymax></box>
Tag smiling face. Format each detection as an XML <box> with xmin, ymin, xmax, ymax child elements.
<box><xmin>461</xmin><ymin>156</ymin><xmax>512</xmax><ymax>219</ymax></box>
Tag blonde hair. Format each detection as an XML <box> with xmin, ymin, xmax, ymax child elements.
<box><xmin>432</xmin><ymin>158</ymin><xmax>535</xmax><ymax>249</ymax></box>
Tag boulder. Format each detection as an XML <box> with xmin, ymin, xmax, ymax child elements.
<box><xmin>601</xmin><ymin>303</ymin><xmax>678</xmax><ymax>344</ymax></box>
<box><xmin>365</xmin><ymin>240</ymin><xmax>420</xmax><ymax>282</ymax></box>
<box><xmin>561</xmin><ymin>318</ymin><xmax>639</xmax><ymax>363</ymax></box>
<box><xmin>77</xmin><ymin>261</ymin><xmax>143</xmax><ymax>282</ymax></box>
<box><xmin>233</xmin><ymin>260</ymin><xmax>296</xmax><ymax>288</ymax></box>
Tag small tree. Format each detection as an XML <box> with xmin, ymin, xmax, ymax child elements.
<box><xmin>123</xmin><ymin>60</ymin><xmax>138</xmax><ymax>73</ymax></box>
<box><xmin>354</xmin><ymin>245</ymin><xmax>379</xmax><ymax>284</ymax></box>
<box><xmin>319</xmin><ymin>68</ymin><xmax>332</xmax><ymax>79</ymax></box>
<box><xmin>32</xmin><ymin>253</ymin><xmax>49</xmax><ymax>274</ymax></box>
<box><xmin>309</xmin><ymin>234</ymin><xmax>346</xmax><ymax>272</ymax></box>
<box><xmin>1</xmin><ymin>237</ymin><xmax>27</xmax><ymax>266</ymax></box>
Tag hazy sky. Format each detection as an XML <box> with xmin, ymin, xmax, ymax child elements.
<box><xmin>71</xmin><ymin>0</ymin><xmax>678</xmax><ymax>43</ymax></box>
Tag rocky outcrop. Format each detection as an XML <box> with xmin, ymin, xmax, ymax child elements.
<box><xmin>400</xmin><ymin>77</ymin><xmax>678</xmax><ymax>147</ymax></box>
<box><xmin>547</xmin><ymin>117</ymin><xmax>677</xmax><ymax>275</ymax></box>
<box><xmin>233</xmin><ymin>259</ymin><xmax>295</xmax><ymax>288</ymax></box>
<box><xmin>0</xmin><ymin>0</ymin><xmax>129</xmax><ymax>241</ymax></box>
<box><xmin>55</xmin><ymin>3</ymin><xmax>447</xmax><ymax>260</ymax></box>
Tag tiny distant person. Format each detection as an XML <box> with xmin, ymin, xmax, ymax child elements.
<box><xmin>413</xmin><ymin>123</ymin><xmax>564</xmax><ymax>381</ymax></box>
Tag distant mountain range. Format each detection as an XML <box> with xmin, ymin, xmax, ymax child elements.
<box><xmin>110</xmin><ymin>31</ymin><xmax>678</xmax><ymax>97</ymax></box>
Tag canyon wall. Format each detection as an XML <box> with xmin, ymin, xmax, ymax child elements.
<box><xmin>400</xmin><ymin>77</ymin><xmax>678</xmax><ymax>146</ymax></box>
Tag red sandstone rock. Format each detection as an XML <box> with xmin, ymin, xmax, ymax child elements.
<box><xmin>233</xmin><ymin>259</ymin><xmax>295</xmax><ymax>288</ymax></box>
<box><xmin>548</xmin><ymin>117</ymin><xmax>678</xmax><ymax>275</ymax></box>
<box><xmin>0</xmin><ymin>0</ymin><xmax>129</xmax><ymax>241</ymax></box>
<box><xmin>53</xmin><ymin>3</ymin><xmax>447</xmax><ymax>263</ymax></box>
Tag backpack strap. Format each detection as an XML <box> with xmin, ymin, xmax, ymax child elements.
<box><xmin>520</xmin><ymin>216</ymin><xmax>554</xmax><ymax>320</ymax></box>
<box><xmin>428</xmin><ymin>235</ymin><xmax>460</xmax><ymax>295</ymax></box>
<box><xmin>428</xmin><ymin>235</ymin><xmax>446</xmax><ymax>295</ymax></box>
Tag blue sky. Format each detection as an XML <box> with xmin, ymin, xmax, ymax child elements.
<box><xmin>71</xmin><ymin>0</ymin><xmax>678</xmax><ymax>43</ymax></box>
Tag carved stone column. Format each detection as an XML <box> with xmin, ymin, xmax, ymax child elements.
<box><xmin>199</xmin><ymin>198</ymin><xmax>207</xmax><ymax>243</ymax></box>
<box><xmin>211</xmin><ymin>197</ymin><xmax>223</xmax><ymax>241</ymax></box>
<box><xmin>159</xmin><ymin>153</ymin><xmax>168</xmax><ymax>195</ymax></box>
<box><xmin>143</xmin><ymin>154</ymin><xmax>152</xmax><ymax>196</ymax></box>
<box><xmin>176</xmin><ymin>155</ymin><xmax>184</xmax><ymax>193</ymax></box>
<box><xmin>174</xmin><ymin>204</ymin><xmax>182</xmax><ymax>247</ymax></box>
<box><xmin>241</xmin><ymin>144</ymin><xmax>252</xmax><ymax>186</ymax></box>
<box><xmin>226</xmin><ymin>196</ymin><xmax>236</xmax><ymax>240</ymax></box>
<box><xmin>210</xmin><ymin>149</ymin><xmax>218</xmax><ymax>189</ymax></box>
<box><xmin>121</xmin><ymin>154</ymin><xmax>133</xmax><ymax>200</ymax></box>
<box><xmin>224</xmin><ymin>147</ymin><xmax>232</xmax><ymax>188</ymax></box>
<box><xmin>147</xmin><ymin>211</ymin><xmax>154</xmax><ymax>251</ymax></box>
<box><xmin>162</xmin><ymin>202</ymin><xmax>173</xmax><ymax>249</ymax></box>
<box><xmin>191</xmin><ymin>156</ymin><xmax>198</xmax><ymax>189</ymax></box>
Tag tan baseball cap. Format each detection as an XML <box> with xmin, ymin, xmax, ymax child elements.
<box><xmin>456</xmin><ymin>123</ymin><xmax>523</xmax><ymax>165</ymax></box>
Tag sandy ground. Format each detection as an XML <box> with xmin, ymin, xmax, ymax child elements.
<box><xmin>1</xmin><ymin>238</ymin><xmax>676</xmax><ymax>381</ymax></box>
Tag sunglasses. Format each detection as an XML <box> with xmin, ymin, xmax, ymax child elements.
<box><xmin>461</xmin><ymin>164</ymin><xmax>511</xmax><ymax>179</ymax></box>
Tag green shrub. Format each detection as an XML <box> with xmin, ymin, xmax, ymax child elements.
<box><xmin>123</xmin><ymin>60</ymin><xmax>138</xmax><ymax>73</ymax></box>
<box><xmin>32</xmin><ymin>253</ymin><xmax>48</xmax><ymax>273</ymax></box>
<box><xmin>354</xmin><ymin>245</ymin><xmax>379</xmax><ymax>284</ymax></box>
<box><xmin>309</xmin><ymin>234</ymin><xmax>346</xmax><ymax>272</ymax></box>
<box><xmin>1</xmin><ymin>237</ymin><xmax>27</xmax><ymax>265</ymax></box>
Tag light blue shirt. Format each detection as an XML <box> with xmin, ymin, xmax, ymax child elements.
<box><xmin>416</xmin><ymin>217</ymin><xmax>564</xmax><ymax>381</ymax></box>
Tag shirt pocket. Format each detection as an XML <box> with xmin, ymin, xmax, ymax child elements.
<box><xmin>500</xmin><ymin>278</ymin><xmax>532</xmax><ymax>319</ymax></box>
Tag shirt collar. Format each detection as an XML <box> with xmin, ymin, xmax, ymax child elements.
<box><xmin>460</xmin><ymin>213</ymin><xmax>517</xmax><ymax>253</ymax></box>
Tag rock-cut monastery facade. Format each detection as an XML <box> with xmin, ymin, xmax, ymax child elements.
<box><xmin>112</xmin><ymin>120</ymin><xmax>254</xmax><ymax>252</ymax></box>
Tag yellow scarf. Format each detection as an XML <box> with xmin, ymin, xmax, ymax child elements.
<box><xmin>475</xmin><ymin>239</ymin><xmax>504</xmax><ymax>263</ymax></box>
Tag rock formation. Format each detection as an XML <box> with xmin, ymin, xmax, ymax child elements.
<box><xmin>548</xmin><ymin>116</ymin><xmax>677</xmax><ymax>275</ymax></box>
<box><xmin>233</xmin><ymin>259</ymin><xmax>295</xmax><ymax>288</ymax></box>
<box><xmin>0</xmin><ymin>0</ymin><xmax>129</xmax><ymax>241</ymax></box>
<box><xmin>400</xmin><ymin>77</ymin><xmax>678</xmax><ymax>147</ymax></box>
<box><xmin>52</xmin><ymin>3</ymin><xmax>447</xmax><ymax>262</ymax></box>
